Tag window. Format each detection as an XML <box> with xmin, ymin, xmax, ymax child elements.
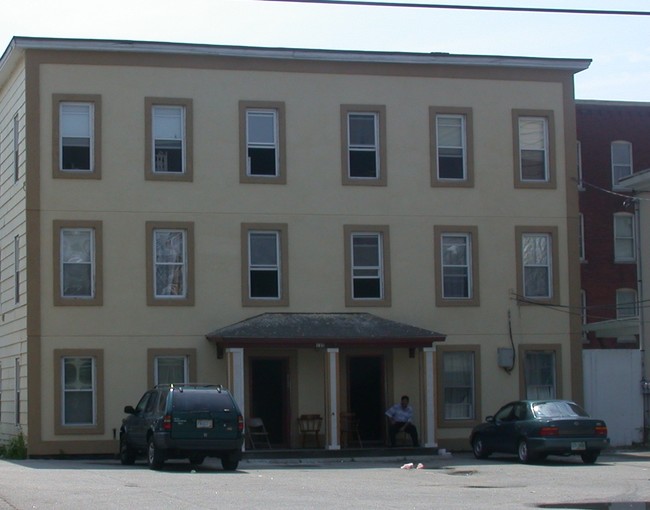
<box><xmin>616</xmin><ymin>288</ymin><xmax>638</xmax><ymax>319</ymax></box>
<box><xmin>148</xmin><ymin>349</ymin><xmax>197</xmax><ymax>386</ymax></box>
<box><xmin>612</xmin><ymin>141</ymin><xmax>633</xmax><ymax>188</ymax></box>
<box><xmin>13</xmin><ymin>113</ymin><xmax>19</xmax><ymax>182</ymax></box>
<box><xmin>13</xmin><ymin>235</ymin><xmax>19</xmax><ymax>304</ymax></box>
<box><xmin>54</xmin><ymin>221</ymin><xmax>103</xmax><ymax>306</ymax></box>
<box><xmin>579</xmin><ymin>213</ymin><xmax>585</xmax><ymax>262</ymax></box>
<box><xmin>522</xmin><ymin>349</ymin><xmax>558</xmax><ymax>400</ymax></box>
<box><xmin>581</xmin><ymin>289</ymin><xmax>587</xmax><ymax>325</ymax></box>
<box><xmin>516</xmin><ymin>227</ymin><xmax>559</xmax><ymax>303</ymax></box>
<box><xmin>53</xmin><ymin>94</ymin><xmax>101</xmax><ymax>179</ymax></box>
<box><xmin>436</xmin><ymin>346</ymin><xmax>480</xmax><ymax>427</ymax></box>
<box><xmin>577</xmin><ymin>141</ymin><xmax>584</xmax><ymax>191</ymax></box>
<box><xmin>341</xmin><ymin>105</ymin><xmax>386</xmax><ymax>185</ymax></box>
<box><xmin>54</xmin><ymin>349</ymin><xmax>104</xmax><ymax>434</ymax></box>
<box><xmin>145</xmin><ymin>98</ymin><xmax>193</xmax><ymax>181</ymax></box>
<box><xmin>434</xmin><ymin>226</ymin><xmax>479</xmax><ymax>306</ymax></box>
<box><xmin>344</xmin><ymin>225</ymin><xmax>391</xmax><ymax>306</ymax></box>
<box><xmin>614</xmin><ymin>213</ymin><xmax>635</xmax><ymax>262</ymax></box>
<box><xmin>430</xmin><ymin>108</ymin><xmax>473</xmax><ymax>187</ymax></box>
<box><xmin>14</xmin><ymin>358</ymin><xmax>20</xmax><ymax>425</ymax></box>
<box><xmin>146</xmin><ymin>222</ymin><xmax>194</xmax><ymax>306</ymax></box>
<box><xmin>240</xmin><ymin>101</ymin><xmax>286</xmax><ymax>183</ymax></box>
<box><xmin>241</xmin><ymin>223</ymin><xmax>289</xmax><ymax>306</ymax></box>
<box><xmin>513</xmin><ymin>110</ymin><xmax>555</xmax><ymax>188</ymax></box>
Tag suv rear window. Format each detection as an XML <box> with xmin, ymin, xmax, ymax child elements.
<box><xmin>172</xmin><ymin>390</ymin><xmax>232</xmax><ymax>412</ymax></box>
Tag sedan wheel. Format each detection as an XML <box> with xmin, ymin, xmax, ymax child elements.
<box><xmin>147</xmin><ymin>437</ymin><xmax>164</xmax><ymax>470</ymax></box>
<box><xmin>517</xmin><ymin>439</ymin><xmax>537</xmax><ymax>463</ymax></box>
<box><xmin>472</xmin><ymin>436</ymin><xmax>490</xmax><ymax>459</ymax></box>
<box><xmin>581</xmin><ymin>451</ymin><xmax>599</xmax><ymax>464</ymax></box>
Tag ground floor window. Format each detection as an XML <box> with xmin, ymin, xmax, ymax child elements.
<box><xmin>436</xmin><ymin>345</ymin><xmax>481</xmax><ymax>427</ymax></box>
<box><xmin>523</xmin><ymin>350</ymin><xmax>557</xmax><ymax>399</ymax></box>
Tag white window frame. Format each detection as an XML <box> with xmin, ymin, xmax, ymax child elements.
<box><xmin>59</xmin><ymin>102</ymin><xmax>94</xmax><ymax>172</ymax></box>
<box><xmin>436</xmin><ymin>114</ymin><xmax>467</xmax><ymax>181</ymax></box>
<box><xmin>152</xmin><ymin>105</ymin><xmax>186</xmax><ymax>174</ymax></box>
<box><xmin>347</xmin><ymin>112</ymin><xmax>379</xmax><ymax>179</ymax></box>
<box><xmin>442</xmin><ymin>350</ymin><xmax>475</xmax><ymax>420</ymax></box>
<box><xmin>60</xmin><ymin>228</ymin><xmax>95</xmax><ymax>299</ymax></box>
<box><xmin>153</xmin><ymin>229</ymin><xmax>188</xmax><ymax>299</ymax></box>
<box><xmin>614</xmin><ymin>212</ymin><xmax>635</xmax><ymax>263</ymax></box>
<box><xmin>616</xmin><ymin>288</ymin><xmax>638</xmax><ymax>319</ymax></box>
<box><xmin>248</xmin><ymin>231</ymin><xmax>281</xmax><ymax>300</ymax></box>
<box><xmin>61</xmin><ymin>356</ymin><xmax>96</xmax><ymax>426</ymax></box>
<box><xmin>522</xmin><ymin>233</ymin><xmax>552</xmax><ymax>299</ymax></box>
<box><xmin>441</xmin><ymin>233</ymin><xmax>472</xmax><ymax>299</ymax></box>
<box><xmin>611</xmin><ymin>141</ymin><xmax>633</xmax><ymax>189</ymax></box>
<box><xmin>13</xmin><ymin>113</ymin><xmax>19</xmax><ymax>182</ymax></box>
<box><xmin>14</xmin><ymin>235</ymin><xmax>19</xmax><ymax>304</ymax></box>
<box><xmin>154</xmin><ymin>355</ymin><xmax>189</xmax><ymax>386</ymax></box>
<box><xmin>351</xmin><ymin>232</ymin><xmax>384</xmax><ymax>300</ymax></box>
<box><xmin>518</xmin><ymin>116</ymin><xmax>549</xmax><ymax>182</ymax></box>
<box><xmin>246</xmin><ymin>109</ymin><xmax>279</xmax><ymax>177</ymax></box>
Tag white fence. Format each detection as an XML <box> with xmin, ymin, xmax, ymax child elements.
<box><xmin>583</xmin><ymin>349</ymin><xmax>644</xmax><ymax>447</ymax></box>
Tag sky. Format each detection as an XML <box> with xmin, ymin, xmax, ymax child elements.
<box><xmin>2</xmin><ymin>0</ymin><xmax>649</xmax><ymax>101</ymax></box>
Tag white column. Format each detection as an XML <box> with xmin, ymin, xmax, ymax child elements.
<box><xmin>423</xmin><ymin>346</ymin><xmax>437</xmax><ymax>447</ymax></box>
<box><xmin>226</xmin><ymin>348</ymin><xmax>245</xmax><ymax>448</ymax></box>
<box><xmin>326</xmin><ymin>348</ymin><xmax>340</xmax><ymax>450</ymax></box>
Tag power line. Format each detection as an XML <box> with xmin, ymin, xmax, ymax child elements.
<box><xmin>259</xmin><ymin>0</ymin><xmax>650</xmax><ymax>16</ymax></box>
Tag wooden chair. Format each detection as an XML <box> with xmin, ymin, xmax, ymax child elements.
<box><xmin>247</xmin><ymin>417</ymin><xmax>271</xmax><ymax>449</ymax></box>
<box><xmin>340</xmin><ymin>412</ymin><xmax>363</xmax><ymax>448</ymax></box>
<box><xmin>298</xmin><ymin>414</ymin><xmax>323</xmax><ymax>448</ymax></box>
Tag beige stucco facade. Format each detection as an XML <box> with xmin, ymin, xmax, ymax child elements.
<box><xmin>0</xmin><ymin>37</ymin><xmax>588</xmax><ymax>455</ymax></box>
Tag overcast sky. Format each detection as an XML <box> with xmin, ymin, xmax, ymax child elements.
<box><xmin>2</xmin><ymin>0</ymin><xmax>649</xmax><ymax>101</ymax></box>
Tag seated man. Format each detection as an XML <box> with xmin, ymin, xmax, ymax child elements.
<box><xmin>385</xmin><ymin>395</ymin><xmax>419</xmax><ymax>447</ymax></box>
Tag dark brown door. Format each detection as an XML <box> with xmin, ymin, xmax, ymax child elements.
<box><xmin>250</xmin><ymin>357</ymin><xmax>289</xmax><ymax>447</ymax></box>
<box><xmin>348</xmin><ymin>356</ymin><xmax>384</xmax><ymax>445</ymax></box>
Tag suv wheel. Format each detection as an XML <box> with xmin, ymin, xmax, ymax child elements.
<box><xmin>119</xmin><ymin>435</ymin><xmax>136</xmax><ymax>465</ymax></box>
<box><xmin>147</xmin><ymin>437</ymin><xmax>164</xmax><ymax>470</ymax></box>
<box><xmin>221</xmin><ymin>453</ymin><xmax>239</xmax><ymax>471</ymax></box>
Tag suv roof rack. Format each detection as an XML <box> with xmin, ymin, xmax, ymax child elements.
<box><xmin>154</xmin><ymin>383</ymin><xmax>224</xmax><ymax>392</ymax></box>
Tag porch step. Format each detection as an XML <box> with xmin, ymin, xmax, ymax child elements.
<box><xmin>243</xmin><ymin>446</ymin><xmax>438</xmax><ymax>460</ymax></box>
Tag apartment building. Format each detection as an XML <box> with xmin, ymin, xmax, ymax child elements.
<box><xmin>0</xmin><ymin>37</ymin><xmax>588</xmax><ymax>455</ymax></box>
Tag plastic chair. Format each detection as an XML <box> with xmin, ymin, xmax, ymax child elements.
<box><xmin>247</xmin><ymin>417</ymin><xmax>271</xmax><ymax>449</ymax></box>
<box><xmin>340</xmin><ymin>412</ymin><xmax>363</xmax><ymax>448</ymax></box>
<box><xmin>298</xmin><ymin>414</ymin><xmax>323</xmax><ymax>448</ymax></box>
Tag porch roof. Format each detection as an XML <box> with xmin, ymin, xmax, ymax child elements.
<box><xmin>206</xmin><ymin>313</ymin><xmax>445</xmax><ymax>349</ymax></box>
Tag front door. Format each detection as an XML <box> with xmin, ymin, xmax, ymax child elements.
<box><xmin>249</xmin><ymin>357</ymin><xmax>289</xmax><ymax>447</ymax></box>
<box><xmin>348</xmin><ymin>356</ymin><xmax>384</xmax><ymax>445</ymax></box>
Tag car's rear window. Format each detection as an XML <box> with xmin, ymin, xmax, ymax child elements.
<box><xmin>172</xmin><ymin>390</ymin><xmax>233</xmax><ymax>412</ymax></box>
<box><xmin>532</xmin><ymin>401</ymin><xmax>589</xmax><ymax>419</ymax></box>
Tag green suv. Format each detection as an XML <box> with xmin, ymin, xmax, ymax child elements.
<box><xmin>120</xmin><ymin>384</ymin><xmax>244</xmax><ymax>471</ymax></box>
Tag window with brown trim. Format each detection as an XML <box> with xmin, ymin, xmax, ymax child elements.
<box><xmin>436</xmin><ymin>345</ymin><xmax>481</xmax><ymax>428</ymax></box>
<box><xmin>52</xmin><ymin>94</ymin><xmax>101</xmax><ymax>179</ymax></box>
<box><xmin>146</xmin><ymin>221</ymin><xmax>195</xmax><ymax>306</ymax></box>
<box><xmin>434</xmin><ymin>226</ymin><xmax>479</xmax><ymax>306</ymax></box>
<box><xmin>53</xmin><ymin>220</ymin><xmax>103</xmax><ymax>306</ymax></box>
<box><xmin>54</xmin><ymin>349</ymin><xmax>104</xmax><ymax>435</ymax></box>
<box><xmin>241</xmin><ymin>223</ymin><xmax>289</xmax><ymax>307</ymax></box>
<box><xmin>341</xmin><ymin>105</ymin><xmax>387</xmax><ymax>186</ymax></box>
<box><xmin>512</xmin><ymin>109</ymin><xmax>556</xmax><ymax>189</ymax></box>
<box><xmin>519</xmin><ymin>344</ymin><xmax>562</xmax><ymax>400</ymax></box>
<box><xmin>239</xmin><ymin>101</ymin><xmax>286</xmax><ymax>184</ymax></box>
<box><xmin>515</xmin><ymin>226</ymin><xmax>559</xmax><ymax>305</ymax></box>
<box><xmin>145</xmin><ymin>98</ymin><xmax>193</xmax><ymax>181</ymax></box>
<box><xmin>344</xmin><ymin>225</ymin><xmax>391</xmax><ymax>307</ymax></box>
<box><xmin>147</xmin><ymin>348</ymin><xmax>197</xmax><ymax>386</ymax></box>
<box><xmin>430</xmin><ymin>107</ymin><xmax>474</xmax><ymax>187</ymax></box>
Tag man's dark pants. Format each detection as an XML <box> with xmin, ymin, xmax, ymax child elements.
<box><xmin>389</xmin><ymin>422</ymin><xmax>419</xmax><ymax>447</ymax></box>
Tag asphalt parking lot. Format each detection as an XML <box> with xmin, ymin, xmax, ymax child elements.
<box><xmin>0</xmin><ymin>450</ymin><xmax>649</xmax><ymax>509</ymax></box>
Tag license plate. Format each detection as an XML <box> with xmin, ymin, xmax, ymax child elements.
<box><xmin>196</xmin><ymin>419</ymin><xmax>213</xmax><ymax>429</ymax></box>
<box><xmin>571</xmin><ymin>441</ymin><xmax>586</xmax><ymax>451</ymax></box>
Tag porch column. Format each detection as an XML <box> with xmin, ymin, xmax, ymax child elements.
<box><xmin>423</xmin><ymin>346</ymin><xmax>437</xmax><ymax>447</ymax></box>
<box><xmin>226</xmin><ymin>348</ymin><xmax>245</xmax><ymax>437</ymax></box>
<box><xmin>325</xmin><ymin>348</ymin><xmax>340</xmax><ymax>450</ymax></box>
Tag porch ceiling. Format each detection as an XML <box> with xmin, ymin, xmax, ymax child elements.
<box><xmin>205</xmin><ymin>313</ymin><xmax>446</xmax><ymax>349</ymax></box>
